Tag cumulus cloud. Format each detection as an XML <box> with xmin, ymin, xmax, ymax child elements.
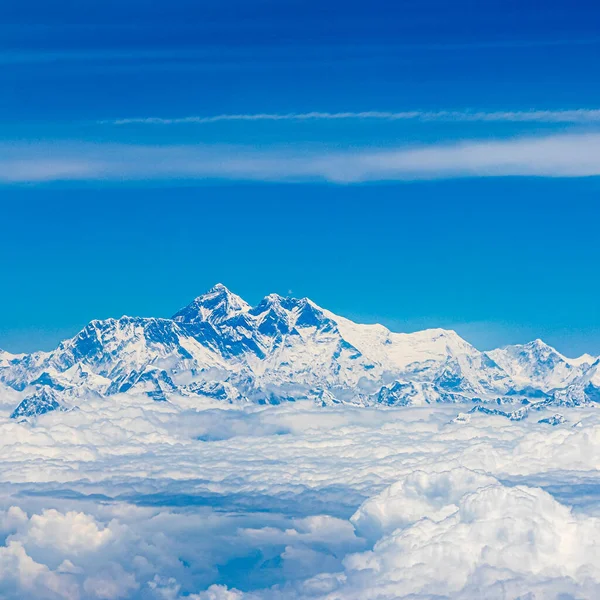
<box><xmin>189</xmin><ymin>585</ymin><xmax>244</xmax><ymax>600</ymax></box>
<box><xmin>350</xmin><ymin>468</ymin><xmax>498</xmax><ymax>541</ymax></box>
<box><xmin>327</xmin><ymin>478</ymin><xmax>600</xmax><ymax>599</ymax></box>
<box><xmin>0</xmin><ymin>540</ymin><xmax>80</xmax><ymax>600</ymax></box>
<box><xmin>21</xmin><ymin>509</ymin><xmax>115</xmax><ymax>554</ymax></box>
<box><xmin>2</xmin><ymin>133</ymin><xmax>600</xmax><ymax>184</ymax></box>
<box><xmin>0</xmin><ymin>389</ymin><xmax>599</xmax><ymax>598</ymax></box>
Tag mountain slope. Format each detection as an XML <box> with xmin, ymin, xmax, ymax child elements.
<box><xmin>324</xmin><ymin>314</ymin><xmax>512</xmax><ymax>396</ymax></box>
<box><xmin>0</xmin><ymin>316</ymin><xmax>230</xmax><ymax>394</ymax></box>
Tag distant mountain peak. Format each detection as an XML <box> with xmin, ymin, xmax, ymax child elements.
<box><xmin>571</xmin><ymin>353</ymin><xmax>597</xmax><ymax>367</ymax></box>
<box><xmin>486</xmin><ymin>338</ymin><xmax>585</xmax><ymax>392</ymax></box>
<box><xmin>173</xmin><ymin>284</ymin><xmax>251</xmax><ymax>325</ymax></box>
<box><xmin>210</xmin><ymin>282</ymin><xmax>229</xmax><ymax>293</ymax></box>
<box><xmin>264</xmin><ymin>292</ymin><xmax>284</xmax><ymax>303</ymax></box>
<box><xmin>516</xmin><ymin>339</ymin><xmax>567</xmax><ymax>363</ymax></box>
<box><xmin>525</xmin><ymin>338</ymin><xmax>555</xmax><ymax>350</ymax></box>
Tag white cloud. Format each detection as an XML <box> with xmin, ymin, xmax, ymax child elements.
<box><xmin>21</xmin><ymin>510</ymin><xmax>115</xmax><ymax>555</ymax></box>
<box><xmin>188</xmin><ymin>585</ymin><xmax>244</xmax><ymax>600</ymax></box>
<box><xmin>108</xmin><ymin>109</ymin><xmax>600</xmax><ymax>126</ymax></box>
<box><xmin>2</xmin><ymin>133</ymin><xmax>600</xmax><ymax>185</ymax></box>
<box><xmin>82</xmin><ymin>567</ymin><xmax>139</xmax><ymax>600</ymax></box>
<box><xmin>0</xmin><ymin>391</ymin><xmax>599</xmax><ymax>599</ymax></box>
<box><xmin>350</xmin><ymin>468</ymin><xmax>497</xmax><ymax>542</ymax></box>
<box><xmin>327</xmin><ymin>477</ymin><xmax>600</xmax><ymax>599</ymax></box>
<box><xmin>0</xmin><ymin>541</ymin><xmax>80</xmax><ymax>600</ymax></box>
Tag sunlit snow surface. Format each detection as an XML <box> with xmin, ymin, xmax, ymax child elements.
<box><xmin>0</xmin><ymin>391</ymin><xmax>599</xmax><ymax>599</ymax></box>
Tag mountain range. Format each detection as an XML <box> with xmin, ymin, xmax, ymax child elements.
<box><xmin>2</xmin><ymin>284</ymin><xmax>599</xmax><ymax>419</ymax></box>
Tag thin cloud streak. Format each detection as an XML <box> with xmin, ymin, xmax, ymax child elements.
<box><xmin>2</xmin><ymin>133</ymin><xmax>600</xmax><ymax>184</ymax></box>
<box><xmin>108</xmin><ymin>109</ymin><xmax>600</xmax><ymax>126</ymax></box>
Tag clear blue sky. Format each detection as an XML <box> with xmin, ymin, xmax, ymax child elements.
<box><xmin>2</xmin><ymin>0</ymin><xmax>600</xmax><ymax>356</ymax></box>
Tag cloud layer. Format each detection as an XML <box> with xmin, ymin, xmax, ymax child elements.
<box><xmin>2</xmin><ymin>133</ymin><xmax>600</xmax><ymax>184</ymax></box>
<box><xmin>0</xmin><ymin>389</ymin><xmax>600</xmax><ymax>599</ymax></box>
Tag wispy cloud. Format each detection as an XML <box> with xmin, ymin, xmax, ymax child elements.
<box><xmin>107</xmin><ymin>109</ymin><xmax>600</xmax><ymax>126</ymax></box>
<box><xmin>2</xmin><ymin>133</ymin><xmax>600</xmax><ymax>184</ymax></box>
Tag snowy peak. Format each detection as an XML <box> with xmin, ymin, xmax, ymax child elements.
<box><xmin>171</xmin><ymin>286</ymin><xmax>339</xmax><ymax>362</ymax></box>
<box><xmin>522</xmin><ymin>339</ymin><xmax>562</xmax><ymax>359</ymax></box>
<box><xmin>174</xmin><ymin>285</ymin><xmax>333</xmax><ymax>334</ymax></box>
<box><xmin>487</xmin><ymin>339</ymin><xmax>583</xmax><ymax>391</ymax></box>
<box><xmin>569</xmin><ymin>353</ymin><xmax>598</xmax><ymax>367</ymax></box>
<box><xmin>250</xmin><ymin>295</ymin><xmax>335</xmax><ymax>336</ymax></box>
<box><xmin>250</xmin><ymin>294</ymin><xmax>295</xmax><ymax>336</ymax></box>
<box><xmin>172</xmin><ymin>283</ymin><xmax>251</xmax><ymax>326</ymax></box>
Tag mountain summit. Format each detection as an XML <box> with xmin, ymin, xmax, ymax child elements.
<box><xmin>173</xmin><ymin>283</ymin><xmax>251</xmax><ymax>325</ymax></box>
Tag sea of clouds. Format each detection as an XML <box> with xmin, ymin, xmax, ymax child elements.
<box><xmin>0</xmin><ymin>388</ymin><xmax>599</xmax><ymax>600</ymax></box>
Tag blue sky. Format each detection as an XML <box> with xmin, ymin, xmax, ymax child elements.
<box><xmin>2</xmin><ymin>0</ymin><xmax>600</xmax><ymax>355</ymax></box>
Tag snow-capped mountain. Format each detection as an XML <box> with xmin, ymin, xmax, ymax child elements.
<box><xmin>0</xmin><ymin>284</ymin><xmax>598</xmax><ymax>418</ymax></box>
<box><xmin>486</xmin><ymin>339</ymin><xmax>589</xmax><ymax>391</ymax></box>
<box><xmin>1</xmin><ymin>316</ymin><xmax>228</xmax><ymax>392</ymax></box>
